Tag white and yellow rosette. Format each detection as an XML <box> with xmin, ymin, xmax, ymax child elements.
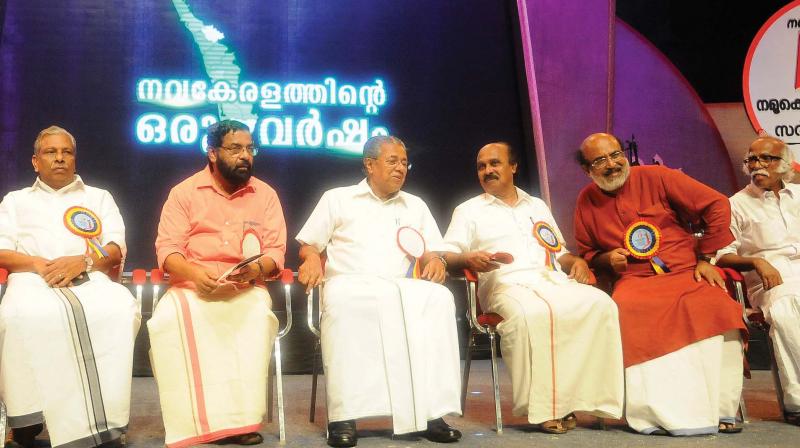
<box><xmin>63</xmin><ymin>206</ymin><xmax>108</xmax><ymax>258</ymax></box>
<box><xmin>624</xmin><ymin>221</ymin><xmax>669</xmax><ymax>274</ymax></box>
<box><xmin>532</xmin><ymin>220</ymin><xmax>561</xmax><ymax>271</ymax></box>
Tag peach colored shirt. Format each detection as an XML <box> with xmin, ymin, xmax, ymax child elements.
<box><xmin>156</xmin><ymin>167</ymin><xmax>286</xmax><ymax>287</ymax></box>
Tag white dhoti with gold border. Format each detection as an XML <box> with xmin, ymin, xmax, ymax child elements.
<box><xmin>321</xmin><ymin>274</ymin><xmax>462</xmax><ymax>434</ymax></box>
<box><xmin>485</xmin><ymin>270</ymin><xmax>624</xmax><ymax>424</ymax></box>
<box><xmin>147</xmin><ymin>286</ymin><xmax>277</xmax><ymax>448</ymax></box>
<box><xmin>0</xmin><ymin>272</ymin><xmax>141</xmax><ymax>448</ymax></box>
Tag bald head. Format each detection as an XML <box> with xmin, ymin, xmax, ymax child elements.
<box><xmin>745</xmin><ymin>135</ymin><xmax>794</xmax><ymax>190</ymax></box>
<box><xmin>749</xmin><ymin>136</ymin><xmax>788</xmax><ymax>157</ymax></box>
<box><xmin>578</xmin><ymin>133</ymin><xmax>630</xmax><ymax>192</ymax></box>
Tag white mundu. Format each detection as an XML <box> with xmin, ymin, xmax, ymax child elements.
<box><xmin>147</xmin><ymin>287</ymin><xmax>277</xmax><ymax>447</ymax></box>
<box><xmin>718</xmin><ymin>182</ymin><xmax>800</xmax><ymax>412</ymax></box>
<box><xmin>0</xmin><ymin>176</ymin><xmax>141</xmax><ymax>447</ymax></box>
<box><xmin>443</xmin><ymin>189</ymin><xmax>624</xmax><ymax>424</ymax></box>
<box><xmin>296</xmin><ymin>179</ymin><xmax>461</xmax><ymax>434</ymax></box>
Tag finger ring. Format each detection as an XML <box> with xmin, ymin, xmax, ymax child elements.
<box><xmin>59</xmin><ymin>273</ymin><xmax>65</xmax><ymax>278</ymax></box>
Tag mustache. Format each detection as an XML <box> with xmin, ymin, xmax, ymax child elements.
<box><xmin>750</xmin><ymin>169</ymin><xmax>769</xmax><ymax>178</ymax></box>
<box><xmin>483</xmin><ymin>173</ymin><xmax>499</xmax><ymax>181</ymax></box>
<box><xmin>603</xmin><ymin>166</ymin><xmax>622</xmax><ymax>176</ymax></box>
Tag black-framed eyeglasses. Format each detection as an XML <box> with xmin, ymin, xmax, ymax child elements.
<box><xmin>366</xmin><ymin>157</ymin><xmax>413</xmax><ymax>171</ymax></box>
<box><xmin>743</xmin><ymin>154</ymin><xmax>783</xmax><ymax>166</ymax></box>
<box><xmin>217</xmin><ymin>144</ymin><xmax>259</xmax><ymax>156</ymax></box>
<box><xmin>589</xmin><ymin>150</ymin><xmax>625</xmax><ymax>169</ymax></box>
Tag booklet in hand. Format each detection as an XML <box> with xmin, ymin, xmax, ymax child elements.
<box><xmin>217</xmin><ymin>253</ymin><xmax>264</xmax><ymax>283</ymax></box>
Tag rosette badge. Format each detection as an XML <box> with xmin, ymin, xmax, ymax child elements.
<box><xmin>531</xmin><ymin>219</ymin><xmax>561</xmax><ymax>271</ymax></box>
<box><xmin>397</xmin><ymin>226</ymin><xmax>425</xmax><ymax>279</ymax></box>
<box><xmin>624</xmin><ymin>221</ymin><xmax>669</xmax><ymax>274</ymax></box>
<box><xmin>63</xmin><ymin>206</ymin><xmax>109</xmax><ymax>258</ymax></box>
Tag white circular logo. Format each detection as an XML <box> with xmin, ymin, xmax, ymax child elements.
<box><xmin>744</xmin><ymin>0</ymin><xmax>800</xmax><ymax>160</ymax></box>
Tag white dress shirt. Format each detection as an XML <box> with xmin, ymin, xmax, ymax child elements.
<box><xmin>0</xmin><ymin>175</ymin><xmax>127</xmax><ymax>260</ymax></box>
<box><xmin>443</xmin><ymin>188</ymin><xmax>569</xmax><ymax>298</ymax></box>
<box><xmin>717</xmin><ymin>182</ymin><xmax>800</xmax><ymax>305</ymax></box>
<box><xmin>296</xmin><ymin>179</ymin><xmax>446</xmax><ymax>279</ymax></box>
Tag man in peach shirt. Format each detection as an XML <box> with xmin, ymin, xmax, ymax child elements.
<box><xmin>149</xmin><ymin>120</ymin><xmax>286</xmax><ymax>447</ymax></box>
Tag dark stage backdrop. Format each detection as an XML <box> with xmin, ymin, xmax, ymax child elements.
<box><xmin>0</xmin><ymin>0</ymin><xmax>535</xmax><ymax>269</ymax></box>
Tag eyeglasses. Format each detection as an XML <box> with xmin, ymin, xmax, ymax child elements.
<box><xmin>368</xmin><ymin>157</ymin><xmax>413</xmax><ymax>171</ymax></box>
<box><xmin>217</xmin><ymin>144</ymin><xmax>259</xmax><ymax>156</ymax></box>
<box><xmin>589</xmin><ymin>150</ymin><xmax>625</xmax><ymax>169</ymax></box>
<box><xmin>743</xmin><ymin>154</ymin><xmax>783</xmax><ymax>166</ymax></box>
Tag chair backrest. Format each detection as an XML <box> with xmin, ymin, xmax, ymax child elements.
<box><xmin>0</xmin><ymin>268</ymin><xmax>8</xmax><ymax>301</ymax></box>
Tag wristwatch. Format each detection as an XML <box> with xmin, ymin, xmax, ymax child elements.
<box><xmin>84</xmin><ymin>255</ymin><xmax>94</xmax><ymax>273</ymax></box>
<box><xmin>699</xmin><ymin>254</ymin><xmax>717</xmax><ymax>265</ymax></box>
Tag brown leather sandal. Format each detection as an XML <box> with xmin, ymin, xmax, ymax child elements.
<box><xmin>538</xmin><ymin>419</ymin><xmax>567</xmax><ymax>434</ymax></box>
<box><xmin>718</xmin><ymin>422</ymin><xmax>743</xmax><ymax>434</ymax></box>
<box><xmin>563</xmin><ymin>413</ymin><xmax>577</xmax><ymax>430</ymax></box>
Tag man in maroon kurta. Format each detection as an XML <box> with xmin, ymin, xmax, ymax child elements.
<box><xmin>573</xmin><ymin>133</ymin><xmax>746</xmax><ymax>436</ymax></box>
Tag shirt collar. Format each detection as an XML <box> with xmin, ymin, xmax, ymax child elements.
<box><xmin>356</xmin><ymin>178</ymin><xmax>405</xmax><ymax>203</ymax></box>
<box><xmin>746</xmin><ymin>181</ymin><xmax>797</xmax><ymax>199</ymax></box>
<box><xmin>31</xmin><ymin>175</ymin><xmax>84</xmax><ymax>194</ymax></box>
<box><xmin>481</xmin><ymin>187</ymin><xmax>533</xmax><ymax>207</ymax></box>
<box><xmin>196</xmin><ymin>166</ymin><xmax>255</xmax><ymax>197</ymax></box>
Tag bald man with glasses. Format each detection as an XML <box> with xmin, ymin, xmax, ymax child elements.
<box><xmin>716</xmin><ymin>136</ymin><xmax>800</xmax><ymax>425</ymax></box>
<box><xmin>573</xmin><ymin>133</ymin><xmax>746</xmax><ymax>436</ymax></box>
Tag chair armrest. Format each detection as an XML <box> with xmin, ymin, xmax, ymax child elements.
<box><xmin>462</xmin><ymin>269</ymin><xmax>488</xmax><ymax>334</ymax></box>
<box><xmin>306</xmin><ymin>283</ymin><xmax>321</xmax><ymax>338</ymax></box>
<box><xmin>273</xmin><ymin>269</ymin><xmax>294</xmax><ymax>339</ymax></box>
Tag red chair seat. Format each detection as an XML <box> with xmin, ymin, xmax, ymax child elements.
<box><xmin>478</xmin><ymin>312</ymin><xmax>504</xmax><ymax>327</ymax></box>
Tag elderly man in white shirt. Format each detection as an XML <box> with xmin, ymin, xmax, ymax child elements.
<box><xmin>443</xmin><ymin>142</ymin><xmax>624</xmax><ymax>434</ymax></box>
<box><xmin>296</xmin><ymin>136</ymin><xmax>461</xmax><ymax>447</ymax></box>
<box><xmin>0</xmin><ymin>126</ymin><xmax>141</xmax><ymax>448</ymax></box>
<box><xmin>717</xmin><ymin>136</ymin><xmax>800</xmax><ymax>425</ymax></box>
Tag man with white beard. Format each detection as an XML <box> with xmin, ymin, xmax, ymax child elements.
<box><xmin>573</xmin><ymin>132</ymin><xmax>746</xmax><ymax>435</ymax></box>
<box><xmin>716</xmin><ymin>136</ymin><xmax>800</xmax><ymax>425</ymax></box>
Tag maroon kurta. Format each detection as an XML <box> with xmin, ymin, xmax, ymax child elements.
<box><xmin>574</xmin><ymin>166</ymin><xmax>745</xmax><ymax>367</ymax></box>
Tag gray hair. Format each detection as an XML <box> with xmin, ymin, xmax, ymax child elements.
<box><xmin>363</xmin><ymin>135</ymin><xmax>406</xmax><ymax>160</ymax></box>
<box><xmin>33</xmin><ymin>126</ymin><xmax>76</xmax><ymax>154</ymax></box>
<box><xmin>362</xmin><ymin>135</ymin><xmax>406</xmax><ymax>174</ymax></box>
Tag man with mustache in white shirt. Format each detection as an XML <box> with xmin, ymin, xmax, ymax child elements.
<box><xmin>716</xmin><ymin>136</ymin><xmax>800</xmax><ymax>425</ymax></box>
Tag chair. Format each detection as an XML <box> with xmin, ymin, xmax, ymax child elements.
<box><xmin>307</xmin><ymin>283</ymin><xmax>323</xmax><ymax>423</ymax></box>
<box><xmin>131</xmin><ymin>269</ymin><xmax>147</xmax><ymax>312</ymax></box>
<box><xmin>719</xmin><ymin>267</ymin><xmax>787</xmax><ymax>422</ymax></box>
<box><xmin>459</xmin><ymin>269</ymin><xmax>504</xmax><ymax>433</ymax></box>
<box><xmin>265</xmin><ymin>269</ymin><xmax>294</xmax><ymax>444</ymax></box>
<box><xmin>460</xmin><ymin>268</ymin><xmax>605</xmax><ymax>433</ymax></box>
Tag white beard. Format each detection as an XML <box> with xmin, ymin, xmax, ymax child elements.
<box><xmin>591</xmin><ymin>163</ymin><xmax>630</xmax><ymax>192</ymax></box>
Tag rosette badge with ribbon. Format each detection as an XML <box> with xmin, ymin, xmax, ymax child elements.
<box><xmin>624</xmin><ymin>221</ymin><xmax>669</xmax><ymax>274</ymax></box>
<box><xmin>531</xmin><ymin>219</ymin><xmax>561</xmax><ymax>270</ymax></box>
<box><xmin>63</xmin><ymin>206</ymin><xmax>108</xmax><ymax>258</ymax></box>
<box><xmin>397</xmin><ymin>226</ymin><xmax>425</xmax><ymax>279</ymax></box>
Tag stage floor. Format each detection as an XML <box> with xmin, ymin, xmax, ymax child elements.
<box><xmin>109</xmin><ymin>361</ymin><xmax>800</xmax><ymax>447</ymax></box>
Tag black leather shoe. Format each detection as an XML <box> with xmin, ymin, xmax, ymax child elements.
<box><xmin>11</xmin><ymin>423</ymin><xmax>44</xmax><ymax>448</ymax></box>
<box><xmin>327</xmin><ymin>420</ymin><xmax>357</xmax><ymax>447</ymax></box>
<box><xmin>424</xmin><ymin>418</ymin><xmax>461</xmax><ymax>443</ymax></box>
